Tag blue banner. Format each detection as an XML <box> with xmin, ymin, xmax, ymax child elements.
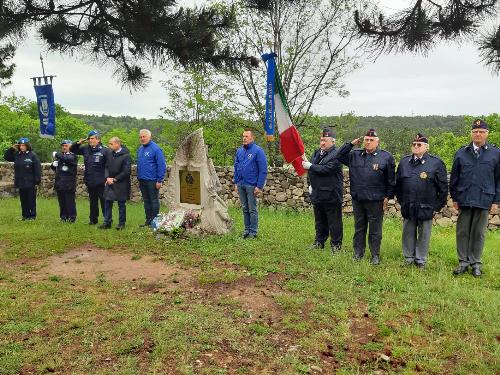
<box><xmin>34</xmin><ymin>83</ymin><xmax>56</xmax><ymax>138</ymax></box>
<box><xmin>261</xmin><ymin>52</ymin><xmax>277</xmax><ymax>141</ymax></box>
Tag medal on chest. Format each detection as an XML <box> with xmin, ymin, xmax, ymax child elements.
<box><xmin>420</xmin><ymin>171</ymin><xmax>428</xmax><ymax>179</ymax></box>
<box><xmin>372</xmin><ymin>163</ymin><xmax>379</xmax><ymax>171</ymax></box>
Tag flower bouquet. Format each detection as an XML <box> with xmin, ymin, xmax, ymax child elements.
<box><xmin>151</xmin><ymin>209</ymin><xmax>201</xmax><ymax>238</ymax></box>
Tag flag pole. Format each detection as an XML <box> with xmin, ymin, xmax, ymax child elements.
<box><xmin>40</xmin><ymin>54</ymin><xmax>46</xmax><ymax>77</ymax></box>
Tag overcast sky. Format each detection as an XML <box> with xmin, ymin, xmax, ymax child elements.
<box><xmin>5</xmin><ymin>1</ymin><xmax>499</xmax><ymax>119</ymax></box>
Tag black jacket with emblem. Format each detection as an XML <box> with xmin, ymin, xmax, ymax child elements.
<box><xmin>3</xmin><ymin>148</ymin><xmax>42</xmax><ymax>189</ymax></box>
<box><xmin>70</xmin><ymin>142</ymin><xmax>109</xmax><ymax>187</ymax></box>
<box><xmin>51</xmin><ymin>152</ymin><xmax>78</xmax><ymax>192</ymax></box>
<box><xmin>307</xmin><ymin>146</ymin><xmax>344</xmax><ymax>205</ymax></box>
<box><xmin>450</xmin><ymin>142</ymin><xmax>500</xmax><ymax>210</ymax></box>
<box><xmin>396</xmin><ymin>152</ymin><xmax>448</xmax><ymax>220</ymax></box>
<box><xmin>336</xmin><ymin>142</ymin><xmax>396</xmax><ymax>201</ymax></box>
<box><xmin>103</xmin><ymin>146</ymin><xmax>132</xmax><ymax>202</ymax></box>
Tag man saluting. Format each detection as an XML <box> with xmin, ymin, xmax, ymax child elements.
<box><xmin>336</xmin><ymin>129</ymin><xmax>396</xmax><ymax>265</ymax></box>
<box><xmin>70</xmin><ymin>130</ymin><xmax>110</xmax><ymax>225</ymax></box>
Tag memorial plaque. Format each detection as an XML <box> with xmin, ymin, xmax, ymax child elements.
<box><xmin>179</xmin><ymin>170</ymin><xmax>201</xmax><ymax>205</ymax></box>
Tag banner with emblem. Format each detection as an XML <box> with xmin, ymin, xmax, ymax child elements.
<box><xmin>34</xmin><ymin>80</ymin><xmax>56</xmax><ymax>139</ymax></box>
<box><xmin>32</xmin><ymin>55</ymin><xmax>56</xmax><ymax>139</ymax></box>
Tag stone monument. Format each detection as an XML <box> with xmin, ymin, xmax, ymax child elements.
<box><xmin>163</xmin><ymin>128</ymin><xmax>232</xmax><ymax>234</ymax></box>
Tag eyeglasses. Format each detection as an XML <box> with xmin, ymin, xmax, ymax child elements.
<box><xmin>412</xmin><ymin>143</ymin><xmax>424</xmax><ymax>147</ymax></box>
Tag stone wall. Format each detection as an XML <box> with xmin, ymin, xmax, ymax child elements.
<box><xmin>1</xmin><ymin>162</ymin><xmax>498</xmax><ymax>229</ymax></box>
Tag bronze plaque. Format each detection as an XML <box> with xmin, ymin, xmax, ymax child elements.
<box><xmin>179</xmin><ymin>170</ymin><xmax>201</xmax><ymax>205</ymax></box>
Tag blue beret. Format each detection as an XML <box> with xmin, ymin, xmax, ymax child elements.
<box><xmin>60</xmin><ymin>139</ymin><xmax>72</xmax><ymax>145</ymax></box>
<box><xmin>87</xmin><ymin>130</ymin><xmax>100</xmax><ymax>138</ymax></box>
<box><xmin>18</xmin><ymin>137</ymin><xmax>30</xmax><ymax>144</ymax></box>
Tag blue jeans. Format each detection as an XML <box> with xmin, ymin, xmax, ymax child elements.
<box><xmin>104</xmin><ymin>200</ymin><xmax>126</xmax><ymax>225</ymax></box>
<box><xmin>139</xmin><ymin>179</ymin><xmax>160</xmax><ymax>223</ymax></box>
<box><xmin>237</xmin><ymin>184</ymin><xmax>258</xmax><ymax>235</ymax></box>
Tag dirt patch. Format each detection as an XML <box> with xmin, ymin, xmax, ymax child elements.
<box><xmin>34</xmin><ymin>243</ymin><xmax>194</xmax><ymax>283</ymax></box>
<box><xmin>201</xmin><ymin>273</ymin><xmax>285</xmax><ymax>324</ymax></box>
<box><xmin>344</xmin><ymin>303</ymin><xmax>406</xmax><ymax>371</ymax></box>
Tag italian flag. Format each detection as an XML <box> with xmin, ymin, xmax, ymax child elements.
<box><xmin>274</xmin><ymin>74</ymin><xmax>306</xmax><ymax>176</ymax></box>
<box><xmin>263</xmin><ymin>53</ymin><xmax>306</xmax><ymax>176</ymax></box>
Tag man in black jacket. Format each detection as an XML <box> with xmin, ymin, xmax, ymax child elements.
<box><xmin>70</xmin><ymin>130</ymin><xmax>109</xmax><ymax>225</ymax></box>
<box><xmin>4</xmin><ymin>137</ymin><xmax>42</xmax><ymax>220</ymax></box>
<box><xmin>51</xmin><ymin>140</ymin><xmax>79</xmax><ymax>222</ymax></box>
<box><xmin>302</xmin><ymin>128</ymin><xmax>346</xmax><ymax>254</ymax></box>
<box><xmin>99</xmin><ymin>137</ymin><xmax>131</xmax><ymax>230</ymax></box>
<box><xmin>396</xmin><ymin>134</ymin><xmax>448</xmax><ymax>268</ymax></box>
<box><xmin>450</xmin><ymin>119</ymin><xmax>499</xmax><ymax>277</ymax></box>
<box><xmin>336</xmin><ymin>129</ymin><xmax>396</xmax><ymax>265</ymax></box>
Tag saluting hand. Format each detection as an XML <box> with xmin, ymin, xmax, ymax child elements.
<box><xmin>351</xmin><ymin>137</ymin><xmax>362</xmax><ymax>146</ymax></box>
<box><xmin>77</xmin><ymin>138</ymin><xmax>87</xmax><ymax>145</ymax></box>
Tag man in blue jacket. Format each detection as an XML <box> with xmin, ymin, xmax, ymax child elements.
<box><xmin>233</xmin><ymin>129</ymin><xmax>268</xmax><ymax>239</ymax></box>
<box><xmin>302</xmin><ymin>128</ymin><xmax>346</xmax><ymax>254</ymax></box>
<box><xmin>450</xmin><ymin>119</ymin><xmax>499</xmax><ymax>277</ymax></box>
<box><xmin>70</xmin><ymin>130</ymin><xmax>110</xmax><ymax>225</ymax></box>
<box><xmin>336</xmin><ymin>129</ymin><xmax>396</xmax><ymax>265</ymax></box>
<box><xmin>396</xmin><ymin>134</ymin><xmax>448</xmax><ymax>268</ymax></box>
<box><xmin>137</xmin><ymin>129</ymin><xmax>167</xmax><ymax>227</ymax></box>
<box><xmin>51</xmin><ymin>140</ymin><xmax>79</xmax><ymax>223</ymax></box>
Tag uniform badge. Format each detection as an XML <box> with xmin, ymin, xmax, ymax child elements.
<box><xmin>248</xmin><ymin>154</ymin><xmax>253</xmax><ymax>160</ymax></box>
<box><xmin>372</xmin><ymin>163</ymin><xmax>379</xmax><ymax>170</ymax></box>
<box><xmin>62</xmin><ymin>165</ymin><xmax>69</xmax><ymax>172</ymax></box>
<box><xmin>420</xmin><ymin>171</ymin><xmax>427</xmax><ymax>179</ymax></box>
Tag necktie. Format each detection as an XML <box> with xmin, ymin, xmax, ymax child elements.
<box><xmin>474</xmin><ymin>148</ymin><xmax>480</xmax><ymax>159</ymax></box>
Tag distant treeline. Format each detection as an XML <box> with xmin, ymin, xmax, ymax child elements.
<box><xmin>1</xmin><ymin>95</ymin><xmax>497</xmax><ymax>168</ymax></box>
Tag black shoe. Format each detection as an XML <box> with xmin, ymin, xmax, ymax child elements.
<box><xmin>402</xmin><ymin>260</ymin><xmax>414</xmax><ymax>267</ymax></box>
<box><xmin>352</xmin><ymin>255</ymin><xmax>363</xmax><ymax>261</ymax></box>
<box><xmin>88</xmin><ymin>221</ymin><xmax>97</xmax><ymax>225</ymax></box>
<box><xmin>310</xmin><ymin>241</ymin><xmax>324</xmax><ymax>250</ymax></box>
<box><xmin>139</xmin><ymin>221</ymin><xmax>151</xmax><ymax>228</ymax></box>
<box><xmin>453</xmin><ymin>265</ymin><xmax>469</xmax><ymax>275</ymax></box>
<box><xmin>415</xmin><ymin>262</ymin><xmax>425</xmax><ymax>269</ymax></box>
<box><xmin>242</xmin><ymin>232</ymin><xmax>249</xmax><ymax>239</ymax></box>
<box><xmin>471</xmin><ymin>267</ymin><xmax>482</xmax><ymax>278</ymax></box>
<box><xmin>246</xmin><ymin>233</ymin><xmax>257</xmax><ymax>239</ymax></box>
<box><xmin>330</xmin><ymin>244</ymin><xmax>342</xmax><ymax>255</ymax></box>
<box><xmin>370</xmin><ymin>256</ymin><xmax>380</xmax><ymax>265</ymax></box>
<box><xmin>116</xmin><ymin>224</ymin><xmax>125</xmax><ymax>230</ymax></box>
<box><xmin>98</xmin><ymin>223</ymin><xmax>111</xmax><ymax>229</ymax></box>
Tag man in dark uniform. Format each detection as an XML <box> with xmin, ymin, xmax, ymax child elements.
<box><xmin>336</xmin><ymin>129</ymin><xmax>396</xmax><ymax>265</ymax></box>
<box><xmin>100</xmin><ymin>137</ymin><xmax>132</xmax><ymax>230</ymax></box>
<box><xmin>51</xmin><ymin>140</ymin><xmax>78</xmax><ymax>222</ymax></box>
<box><xmin>70</xmin><ymin>130</ymin><xmax>109</xmax><ymax>225</ymax></box>
<box><xmin>3</xmin><ymin>137</ymin><xmax>42</xmax><ymax>220</ymax></box>
<box><xmin>302</xmin><ymin>128</ymin><xmax>346</xmax><ymax>254</ymax></box>
<box><xmin>396</xmin><ymin>134</ymin><xmax>448</xmax><ymax>268</ymax></box>
<box><xmin>450</xmin><ymin>119</ymin><xmax>499</xmax><ymax>277</ymax></box>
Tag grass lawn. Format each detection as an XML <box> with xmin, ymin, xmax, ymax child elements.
<box><xmin>0</xmin><ymin>197</ymin><xmax>499</xmax><ymax>374</ymax></box>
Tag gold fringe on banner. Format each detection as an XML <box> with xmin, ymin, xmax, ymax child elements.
<box><xmin>266</xmin><ymin>135</ymin><xmax>275</xmax><ymax>142</ymax></box>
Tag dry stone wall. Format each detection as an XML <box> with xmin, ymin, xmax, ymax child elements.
<box><xmin>0</xmin><ymin>162</ymin><xmax>498</xmax><ymax>229</ymax></box>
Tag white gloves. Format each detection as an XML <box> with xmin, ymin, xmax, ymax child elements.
<box><xmin>302</xmin><ymin>161</ymin><xmax>312</xmax><ymax>170</ymax></box>
<box><xmin>308</xmin><ymin>185</ymin><xmax>312</xmax><ymax>194</ymax></box>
